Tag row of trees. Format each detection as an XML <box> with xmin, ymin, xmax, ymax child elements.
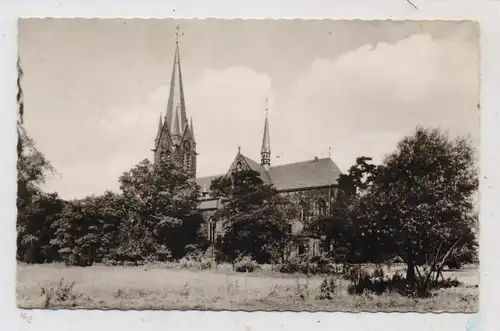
<box><xmin>17</xmin><ymin>156</ymin><xmax>208</xmax><ymax>265</ymax></box>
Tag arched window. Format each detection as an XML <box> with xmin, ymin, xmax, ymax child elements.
<box><xmin>298</xmin><ymin>243</ymin><xmax>305</xmax><ymax>256</ymax></box>
<box><xmin>299</xmin><ymin>200</ymin><xmax>307</xmax><ymax>222</ymax></box>
<box><xmin>208</xmin><ymin>217</ymin><xmax>217</xmax><ymax>243</ymax></box>
<box><xmin>316</xmin><ymin>199</ymin><xmax>327</xmax><ymax>216</ymax></box>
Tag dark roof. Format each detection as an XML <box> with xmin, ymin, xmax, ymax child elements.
<box><xmin>196</xmin><ymin>175</ymin><xmax>221</xmax><ymax>192</ymax></box>
<box><xmin>198</xmin><ymin>198</ymin><xmax>219</xmax><ymax>210</ymax></box>
<box><xmin>196</xmin><ymin>156</ymin><xmax>341</xmax><ymax>196</ymax></box>
<box><xmin>267</xmin><ymin>157</ymin><xmax>341</xmax><ymax>191</ymax></box>
<box><xmin>241</xmin><ymin>155</ymin><xmax>272</xmax><ymax>183</ymax></box>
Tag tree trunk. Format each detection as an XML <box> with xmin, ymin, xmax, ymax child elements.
<box><xmin>406</xmin><ymin>251</ymin><xmax>416</xmax><ymax>283</ymax></box>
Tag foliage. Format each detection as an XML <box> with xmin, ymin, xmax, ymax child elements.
<box><xmin>234</xmin><ymin>255</ymin><xmax>260</xmax><ymax>272</ymax></box>
<box><xmin>357</xmin><ymin>127</ymin><xmax>478</xmax><ymax>294</ymax></box>
<box><xmin>344</xmin><ymin>266</ymin><xmax>462</xmax><ymax>297</ymax></box>
<box><xmin>40</xmin><ymin>278</ymin><xmax>84</xmax><ymax>308</ymax></box>
<box><xmin>317</xmin><ymin>277</ymin><xmax>338</xmax><ymax>300</ymax></box>
<box><xmin>318</xmin><ymin>157</ymin><xmax>380</xmax><ymax>264</ymax></box>
<box><xmin>278</xmin><ymin>254</ymin><xmax>335</xmax><ymax>275</ymax></box>
<box><xmin>17</xmin><ymin>191</ymin><xmax>64</xmax><ymax>263</ymax></box>
<box><xmin>16</xmin><ymin>56</ymin><xmax>60</xmax><ymax>263</ymax></box>
<box><xmin>51</xmin><ymin>191</ymin><xmax>123</xmax><ymax>266</ymax></box>
<box><xmin>114</xmin><ymin>156</ymin><xmax>202</xmax><ymax>262</ymax></box>
<box><xmin>211</xmin><ymin>169</ymin><xmax>290</xmax><ymax>263</ymax></box>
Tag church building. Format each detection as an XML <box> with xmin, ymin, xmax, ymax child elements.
<box><xmin>154</xmin><ymin>35</ymin><xmax>342</xmax><ymax>257</ymax></box>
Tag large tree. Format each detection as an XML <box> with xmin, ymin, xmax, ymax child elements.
<box><xmin>361</xmin><ymin>127</ymin><xmax>478</xmax><ymax>291</ymax></box>
<box><xmin>210</xmin><ymin>169</ymin><xmax>289</xmax><ymax>264</ymax></box>
<box><xmin>50</xmin><ymin>191</ymin><xmax>124</xmax><ymax>266</ymax></box>
<box><xmin>317</xmin><ymin>157</ymin><xmax>381</xmax><ymax>263</ymax></box>
<box><xmin>115</xmin><ymin>156</ymin><xmax>202</xmax><ymax>261</ymax></box>
<box><xmin>16</xmin><ymin>56</ymin><xmax>59</xmax><ymax>263</ymax></box>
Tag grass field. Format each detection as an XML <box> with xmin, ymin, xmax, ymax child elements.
<box><xmin>17</xmin><ymin>263</ymin><xmax>479</xmax><ymax>312</ymax></box>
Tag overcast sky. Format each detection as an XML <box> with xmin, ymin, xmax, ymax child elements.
<box><xmin>19</xmin><ymin>19</ymin><xmax>479</xmax><ymax>200</ymax></box>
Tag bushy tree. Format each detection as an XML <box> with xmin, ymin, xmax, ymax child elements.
<box><xmin>319</xmin><ymin>157</ymin><xmax>379</xmax><ymax>263</ymax></box>
<box><xmin>17</xmin><ymin>192</ymin><xmax>64</xmax><ymax>263</ymax></box>
<box><xmin>361</xmin><ymin>127</ymin><xmax>478</xmax><ymax>294</ymax></box>
<box><xmin>51</xmin><ymin>191</ymin><xmax>123</xmax><ymax>266</ymax></box>
<box><xmin>115</xmin><ymin>156</ymin><xmax>202</xmax><ymax>262</ymax></box>
<box><xmin>211</xmin><ymin>169</ymin><xmax>289</xmax><ymax>263</ymax></box>
<box><xmin>16</xmin><ymin>56</ymin><xmax>59</xmax><ymax>263</ymax></box>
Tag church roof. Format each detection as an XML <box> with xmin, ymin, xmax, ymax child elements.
<box><xmin>240</xmin><ymin>155</ymin><xmax>272</xmax><ymax>183</ymax></box>
<box><xmin>198</xmin><ymin>198</ymin><xmax>219</xmax><ymax>210</ymax></box>
<box><xmin>196</xmin><ymin>175</ymin><xmax>219</xmax><ymax>193</ymax></box>
<box><xmin>267</xmin><ymin>157</ymin><xmax>341</xmax><ymax>191</ymax></box>
<box><xmin>196</xmin><ymin>156</ymin><xmax>341</xmax><ymax>194</ymax></box>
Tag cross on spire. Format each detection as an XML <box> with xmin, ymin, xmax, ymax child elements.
<box><xmin>175</xmin><ymin>24</ymin><xmax>184</xmax><ymax>44</ymax></box>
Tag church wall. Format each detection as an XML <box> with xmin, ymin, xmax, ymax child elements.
<box><xmin>279</xmin><ymin>187</ymin><xmax>336</xmax><ymax>230</ymax></box>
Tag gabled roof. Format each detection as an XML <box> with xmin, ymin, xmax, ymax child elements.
<box><xmin>196</xmin><ymin>175</ymin><xmax>221</xmax><ymax>193</ymax></box>
<box><xmin>240</xmin><ymin>155</ymin><xmax>272</xmax><ymax>184</ymax></box>
<box><xmin>267</xmin><ymin>157</ymin><xmax>341</xmax><ymax>191</ymax></box>
<box><xmin>196</xmin><ymin>156</ymin><xmax>341</xmax><ymax>195</ymax></box>
<box><xmin>198</xmin><ymin>198</ymin><xmax>219</xmax><ymax>210</ymax></box>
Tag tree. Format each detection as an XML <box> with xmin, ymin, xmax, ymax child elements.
<box><xmin>16</xmin><ymin>56</ymin><xmax>59</xmax><ymax>263</ymax></box>
<box><xmin>361</xmin><ymin>127</ymin><xmax>478</xmax><ymax>294</ymax></box>
<box><xmin>17</xmin><ymin>192</ymin><xmax>64</xmax><ymax>263</ymax></box>
<box><xmin>115</xmin><ymin>156</ymin><xmax>201</xmax><ymax>261</ymax></box>
<box><xmin>51</xmin><ymin>191</ymin><xmax>124</xmax><ymax>266</ymax></box>
<box><xmin>211</xmin><ymin>169</ymin><xmax>289</xmax><ymax>264</ymax></box>
<box><xmin>319</xmin><ymin>157</ymin><xmax>378</xmax><ymax>264</ymax></box>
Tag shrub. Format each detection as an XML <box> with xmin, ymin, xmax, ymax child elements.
<box><xmin>199</xmin><ymin>258</ymin><xmax>214</xmax><ymax>270</ymax></box>
<box><xmin>234</xmin><ymin>256</ymin><xmax>260</xmax><ymax>272</ymax></box>
<box><xmin>279</xmin><ymin>255</ymin><xmax>334</xmax><ymax>275</ymax></box>
<box><xmin>445</xmin><ymin>259</ymin><xmax>463</xmax><ymax>270</ymax></box>
<box><xmin>344</xmin><ymin>265</ymin><xmax>463</xmax><ymax>297</ymax></box>
<box><xmin>317</xmin><ymin>277</ymin><xmax>338</xmax><ymax>300</ymax></box>
<box><xmin>40</xmin><ymin>278</ymin><xmax>83</xmax><ymax>308</ymax></box>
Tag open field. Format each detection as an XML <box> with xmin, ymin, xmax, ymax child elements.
<box><xmin>17</xmin><ymin>263</ymin><xmax>479</xmax><ymax>312</ymax></box>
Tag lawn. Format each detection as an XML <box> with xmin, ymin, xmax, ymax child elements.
<box><xmin>17</xmin><ymin>263</ymin><xmax>479</xmax><ymax>312</ymax></box>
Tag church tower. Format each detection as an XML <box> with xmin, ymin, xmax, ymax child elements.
<box><xmin>153</xmin><ymin>26</ymin><xmax>197</xmax><ymax>178</ymax></box>
<box><xmin>261</xmin><ymin>100</ymin><xmax>271</xmax><ymax>170</ymax></box>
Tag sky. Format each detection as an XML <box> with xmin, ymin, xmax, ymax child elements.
<box><xmin>18</xmin><ymin>19</ymin><xmax>479</xmax><ymax>200</ymax></box>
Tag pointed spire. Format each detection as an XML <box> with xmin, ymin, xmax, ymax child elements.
<box><xmin>171</xmin><ymin>103</ymin><xmax>181</xmax><ymax>136</ymax></box>
<box><xmin>157</xmin><ymin>115</ymin><xmax>163</xmax><ymax>132</ymax></box>
<box><xmin>153</xmin><ymin>115</ymin><xmax>163</xmax><ymax>151</ymax></box>
<box><xmin>155</xmin><ymin>115</ymin><xmax>163</xmax><ymax>138</ymax></box>
<box><xmin>261</xmin><ymin>99</ymin><xmax>271</xmax><ymax>170</ymax></box>
<box><xmin>190</xmin><ymin>116</ymin><xmax>196</xmax><ymax>143</ymax></box>
<box><xmin>165</xmin><ymin>25</ymin><xmax>188</xmax><ymax>138</ymax></box>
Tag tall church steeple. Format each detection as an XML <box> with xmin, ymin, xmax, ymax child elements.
<box><xmin>165</xmin><ymin>26</ymin><xmax>188</xmax><ymax>143</ymax></box>
<box><xmin>154</xmin><ymin>25</ymin><xmax>197</xmax><ymax>178</ymax></box>
<box><xmin>261</xmin><ymin>99</ymin><xmax>271</xmax><ymax>170</ymax></box>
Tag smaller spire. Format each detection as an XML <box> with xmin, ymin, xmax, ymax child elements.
<box><xmin>171</xmin><ymin>104</ymin><xmax>181</xmax><ymax>136</ymax></box>
<box><xmin>190</xmin><ymin>116</ymin><xmax>195</xmax><ymax>143</ymax></box>
<box><xmin>238</xmin><ymin>146</ymin><xmax>241</xmax><ymax>154</ymax></box>
<box><xmin>261</xmin><ymin>99</ymin><xmax>271</xmax><ymax>170</ymax></box>
<box><xmin>328</xmin><ymin>146</ymin><xmax>332</xmax><ymax>158</ymax></box>
<box><xmin>154</xmin><ymin>115</ymin><xmax>163</xmax><ymax>148</ymax></box>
